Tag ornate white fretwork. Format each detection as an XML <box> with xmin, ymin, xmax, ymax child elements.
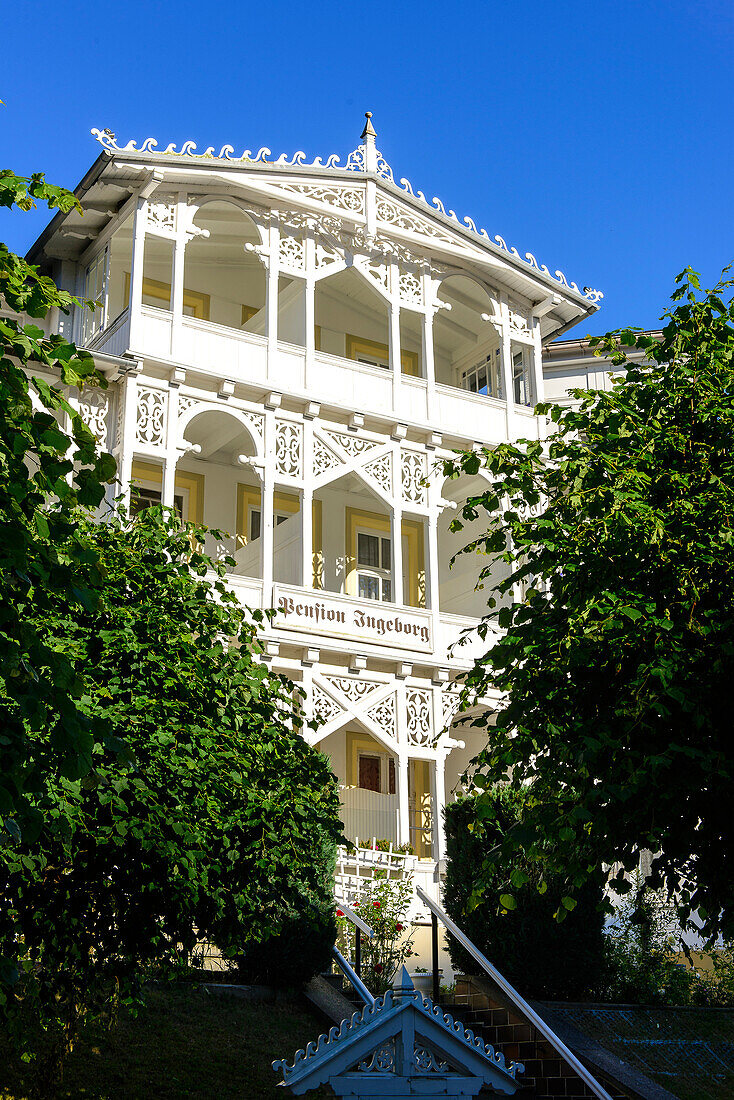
<box><xmin>401</xmin><ymin>450</ymin><xmax>427</xmax><ymax>505</ymax></box>
<box><xmin>364</xmin><ymin>258</ymin><xmax>389</xmax><ymax>294</ymax></box>
<box><xmin>315</xmin><ymin>236</ymin><xmax>343</xmax><ymax>272</ymax></box>
<box><xmin>147</xmin><ymin>196</ymin><xmax>176</xmax><ymax>234</ymax></box>
<box><xmin>406</xmin><ymin>688</ymin><xmax>434</xmax><ymax>747</ymax></box>
<box><xmin>178</xmin><ymin>394</ymin><xmax>200</xmax><ymax>417</ymax></box>
<box><xmin>364</xmin><ymin>452</ymin><xmax>392</xmax><ymax>496</ymax></box>
<box><xmin>77</xmin><ymin>389</ymin><xmax>109</xmax><ymax>443</ymax></box>
<box><xmin>312</xmin><ymin>684</ymin><xmax>342</xmax><ymax>726</ymax></box>
<box><xmin>275</xmin><ymin>420</ymin><xmax>303</xmax><ymax>478</ymax></box>
<box><xmin>135</xmin><ymin>387</ymin><xmax>166</xmax><ymax>447</ymax></box>
<box><xmin>90</xmin><ymin>125</ymin><xmax>603</xmax><ymax>304</ymax></box>
<box><xmin>323</xmin><ymin>430</ymin><xmax>380</xmax><ymax>458</ymax></box>
<box><xmin>324</xmin><ymin>676</ymin><xmax>382</xmax><ymax>703</ymax></box>
<box><xmin>313</xmin><ymin>435</ymin><xmax>341</xmax><ymax>477</ymax></box>
<box><xmin>346</xmin><ymin>143</ymin><xmax>394</xmax><ymax>182</ymax></box>
<box><xmin>281</xmin><ymin>182</ymin><xmax>365</xmax><ymax>215</ymax></box>
<box><xmin>442</xmin><ymin>689</ymin><xmax>462</xmax><ymax>728</ymax></box>
<box><xmin>376</xmin><ymin>197</ymin><xmax>456</xmax><ymax>246</ymax></box>
<box><xmin>508</xmin><ymin>302</ymin><xmax>531</xmax><ymax>337</ymax></box>
<box><xmin>398</xmin><ymin>270</ymin><xmax>422</xmax><ymax>306</ymax></box>
<box><xmin>279</xmin><ymin>231</ymin><xmax>306</xmax><ymax>271</ymax></box>
<box><xmin>366</xmin><ymin>693</ymin><xmax>396</xmax><ymax>740</ymax></box>
<box><xmin>241</xmin><ymin>409</ymin><xmax>265</xmax><ymax>443</ymax></box>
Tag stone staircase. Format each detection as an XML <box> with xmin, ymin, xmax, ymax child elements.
<box><xmin>440</xmin><ymin>976</ymin><xmax>626</xmax><ymax>1099</ymax></box>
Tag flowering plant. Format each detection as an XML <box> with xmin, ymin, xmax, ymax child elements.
<box><xmin>337</xmin><ymin>874</ymin><xmax>417</xmax><ymax>994</ymax></box>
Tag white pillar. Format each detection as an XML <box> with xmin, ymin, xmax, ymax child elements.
<box><xmin>422</xmin><ymin>305</ymin><xmax>437</xmax><ymax>421</ymax></box>
<box><xmin>127</xmin><ymin>197</ymin><xmax>148</xmax><ymax>350</ymax></box>
<box><xmin>261</xmin><ymin>413</ymin><xmax>276</xmax><ymax>599</ymax></box>
<box><xmin>391</xmin><ymin>492</ymin><xmax>403</xmax><ymax>606</ymax></box>
<box><xmin>499</xmin><ymin>301</ymin><xmax>516</xmax><ymax>441</ymax></box>
<box><xmin>531</xmin><ymin>316</ymin><xmax>545</xmax><ymax>436</ymax></box>
<box><xmin>162</xmin><ymin>384</ymin><xmax>179</xmax><ymax>510</ymax></box>
<box><xmin>389</xmin><ymin>271</ymin><xmax>401</xmax><ymax>413</ymax></box>
<box><xmin>427</xmin><ymin>498</ymin><xmax>441</xmax><ymax>620</ymax></box>
<box><xmin>266</xmin><ymin>223</ymin><xmax>280</xmax><ymax>378</ymax></box>
<box><xmin>117</xmin><ymin>367</ymin><xmax>140</xmax><ymax>511</ymax></box>
<box><xmin>433</xmin><ymin>753</ymin><xmax>447</xmax><ymax>864</ymax></box>
<box><xmin>304</xmin><ymin>240</ymin><xmax>316</xmax><ymax>391</ymax></box>
<box><xmin>170</xmin><ymin>192</ymin><xmax>187</xmax><ymax>361</ymax></box>
<box><xmin>397</xmin><ymin>752</ymin><xmax>410</xmax><ymax>848</ymax></box>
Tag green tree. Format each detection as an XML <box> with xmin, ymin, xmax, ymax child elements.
<box><xmin>0</xmin><ymin>170</ymin><xmax>116</xmax><ymax>843</ymax></box>
<box><xmin>443</xmin><ymin>792</ymin><xmax>607</xmax><ymax>1000</ymax></box>
<box><xmin>1</xmin><ymin>503</ymin><xmax>342</xmax><ymax>1092</ymax></box>
<box><xmin>444</xmin><ymin>268</ymin><xmax>734</xmax><ymax>943</ymax></box>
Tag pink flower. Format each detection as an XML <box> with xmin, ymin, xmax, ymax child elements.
<box><xmin>336</xmin><ymin>909</ymin><xmax>344</xmax><ymax>917</ymax></box>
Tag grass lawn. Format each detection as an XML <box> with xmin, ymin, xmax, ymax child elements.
<box><xmin>0</xmin><ymin>983</ymin><xmax>334</xmax><ymax>1099</ymax></box>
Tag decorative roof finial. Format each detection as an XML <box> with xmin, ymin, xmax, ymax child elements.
<box><xmin>361</xmin><ymin>110</ymin><xmax>377</xmax><ymax>140</ymax></box>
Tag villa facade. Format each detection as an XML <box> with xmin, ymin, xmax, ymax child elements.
<box><xmin>25</xmin><ymin>116</ymin><xmax>603</xmax><ymax>914</ymax></box>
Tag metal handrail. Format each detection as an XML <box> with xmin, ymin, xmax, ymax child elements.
<box><xmin>416</xmin><ymin>885</ymin><xmax>613</xmax><ymax>1100</ymax></box>
<box><xmin>335</xmin><ymin>896</ymin><xmax>374</xmax><ymax>939</ymax></box>
<box><xmin>332</xmin><ymin>945</ymin><xmax>375</xmax><ymax>1007</ymax></box>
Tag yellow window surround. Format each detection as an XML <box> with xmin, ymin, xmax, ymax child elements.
<box><xmin>236</xmin><ymin>485</ymin><xmax>323</xmax><ymax>589</ymax></box>
<box><xmin>344</xmin><ymin>507</ymin><xmax>425</xmax><ymax>608</ymax></box>
<box><xmin>345</xmin><ymin>334</ymin><xmax>420</xmax><ymax>377</ymax></box>
<box><xmin>347</xmin><ymin>730</ymin><xmax>396</xmax><ymax>789</ymax></box>
<box><xmin>131</xmin><ymin>460</ymin><xmax>204</xmax><ymax>525</ymax></box>
<box><xmin>124</xmin><ymin>272</ymin><xmax>211</xmax><ymax>321</ymax></box>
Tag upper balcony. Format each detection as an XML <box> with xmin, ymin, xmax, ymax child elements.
<box><xmin>81</xmin><ymin>198</ymin><xmax>544</xmax><ymax>446</ymax></box>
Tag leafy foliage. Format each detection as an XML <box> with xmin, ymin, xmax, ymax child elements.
<box><xmin>443</xmin><ymin>792</ymin><xmax>607</xmax><ymax>999</ymax></box>
<box><xmin>444</xmin><ymin>269</ymin><xmax>734</xmax><ymax>943</ymax></box>
<box><xmin>1</xmin><ymin>503</ymin><xmax>342</xmax><ymax>1090</ymax></box>
<box><xmin>337</xmin><ymin>875</ymin><xmax>417</xmax><ymax>994</ymax></box>
<box><xmin>0</xmin><ymin>170</ymin><xmax>116</xmax><ymax>845</ymax></box>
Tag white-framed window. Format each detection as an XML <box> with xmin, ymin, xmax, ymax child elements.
<box><xmin>248</xmin><ymin>509</ymin><xmax>290</xmax><ymax>542</ymax></box>
<box><xmin>513</xmin><ymin>347</ymin><xmax>534</xmax><ymax>407</ymax></box>
<box><xmin>461</xmin><ymin>348</ymin><xmax>503</xmax><ymax>399</ymax></box>
<box><xmin>356</xmin><ymin>530</ymin><xmax>392</xmax><ymax>602</ymax></box>
<box><xmin>130</xmin><ymin>482</ymin><xmax>187</xmax><ymax>520</ymax></box>
<box><xmin>81</xmin><ymin>246</ymin><xmax>109</xmax><ymax>345</ymax></box>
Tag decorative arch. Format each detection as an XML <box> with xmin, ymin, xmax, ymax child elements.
<box><xmin>177</xmin><ymin>402</ymin><xmax>264</xmax><ymax>461</ymax></box>
<box><xmin>433</xmin><ymin>272</ymin><xmax>501</xmax><ymax>393</ymax></box>
<box><xmin>183</xmin><ymin>200</ymin><xmax>266</xmax><ymax>331</ymax></box>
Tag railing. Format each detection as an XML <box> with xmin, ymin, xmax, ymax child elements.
<box><xmin>335</xmin><ymin>842</ymin><xmax>416</xmax><ymax>909</ymax></box>
<box><xmin>416</xmin><ymin>885</ymin><xmax>613</xmax><ymax>1100</ymax></box>
<box><xmin>333</xmin><ymin>895</ymin><xmax>375</xmax><ymax>1006</ymax></box>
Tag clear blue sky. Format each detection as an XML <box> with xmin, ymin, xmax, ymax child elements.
<box><xmin>2</xmin><ymin>0</ymin><xmax>732</xmax><ymax>335</ymax></box>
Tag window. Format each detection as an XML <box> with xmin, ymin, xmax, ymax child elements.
<box><xmin>81</xmin><ymin>247</ymin><xmax>109</xmax><ymax>344</ymax></box>
<box><xmin>249</xmin><ymin>509</ymin><xmax>290</xmax><ymax>542</ymax></box>
<box><xmin>346</xmin><ymin>335</ymin><xmax>420</xmax><ymax>377</ymax></box>
<box><xmin>358</xmin><ymin>752</ymin><xmax>396</xmax><ymax>794</ymax></box>
<box><xmin>513</xmin><ymin>347</ymin><xmax>534</xmax><ymax>407</ymax></box>
<box><xmin>461</xmin><ymin>348</ymin><xmax>503</xmax><ymax>398</ymax></box>
<box><xmin>357</xmin><ymin>531</ymin><xmax>392</xmax><ymax>602</ymax></box>
<box><xmin>130</xmin><ymin>485</ymin><xmax>185</xmax><ymax>519</ymax></box>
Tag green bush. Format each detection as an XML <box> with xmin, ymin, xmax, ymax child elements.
<box><xmin>443</xmin><ymin>791</ymin><xmax>608</xmax><ymax>1000</ymax></box>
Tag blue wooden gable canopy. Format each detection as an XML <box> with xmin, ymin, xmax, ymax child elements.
<box><xmin>272</xmin><ymin>969</ymin><xmax>523</xmax><ymax>1098</ymax></box>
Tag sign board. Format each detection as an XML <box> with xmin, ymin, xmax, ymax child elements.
<box><xmin>273</xmin><ymin>585</ymin><xmax>433</xmax><ymax>653</ymax></box>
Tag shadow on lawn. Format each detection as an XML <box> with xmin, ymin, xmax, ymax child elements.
<box><xmin>0</xmin><ymin>983</ymin><xmax>334</xmax><ymax>1099</ymax></box>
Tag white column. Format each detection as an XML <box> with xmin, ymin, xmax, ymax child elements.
<box><xmin>304</xmin><ymin>236</ymin><xmax>316</xmax><ymax>391</ymax></box>
<box><xmin>391</xmin><ymin>487</ymin><xmax>403</xmax><ymax>606</ymax></box>
<box><xmin>127</xmin><ymin>197</ymin><xmax>148</xmax><ymax>350</ymax></box>
<box><xmin>266</xmin><ymin>223</ymin><xmax>280</xmax><ymax>378</ymax></box>
<box><xmin>162</xmin><ymin>384</ymin><xmax>179</xmax><ymax>509</ymax></box>
<box><xmin>531</xmin><ymin>316</ymin><xmax>546</xmax><ymax>437</ymax></box>
<box><xmin>432</xmin><ymin>753</ymin><xmax>447</xmax><ymax>864</ymax></box>
<box><xmin>427</xmin><ymin>494</ymin><xmax>441</xmax><ymax>652</ymax></box>
<box><xmin>499</xmin><ymin>300</ymin><xmax>516</xmax><ymax>441</ymax></box>
<box><xmin>170</xmin><ymin>192</ymin><xmax>187</xmax><ymax>361</ymax></box>
<box><xmin>261</xmin><ymin>412</ymin><xmax>276</xmax><ymax>599</ymax></box>
<box><xmin>397</xmin><ymin>752</ymin><xmax>410</xmax><ymax>847</ymax></box>
<box><xmin>301</xmin><ymin>419</ymin><xmax>313</xmax><ymax>587</ymax></box>
<box><xmin>389</xmin><ymin>269</ymin><xmax>401</xmax><ymax>413</ymax></box>
<box><xmin>422</xmin><ymin>307</ymin><xmax>437</xmax><ymax>421</ymax></box>
<box><xmin>117</xmin><ymin>367</ymin><xmax>140</xmax><ymax>510</ymax></box>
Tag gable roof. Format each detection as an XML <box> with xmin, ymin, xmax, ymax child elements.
<box><xmin>26</xmin><ymin>116</ymin><xmax>602</xmax><ymax>343</ymax></box>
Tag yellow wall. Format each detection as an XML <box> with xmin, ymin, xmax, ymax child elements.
<box><xmin>131</xmin><ymin>460</ymin><xmax>204</xmax><ymax>524</ymax></box>
<box><xmin>345</xmin><ymin>333</ymin><xmax>420</xmax><ymax>377</ymax></box>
